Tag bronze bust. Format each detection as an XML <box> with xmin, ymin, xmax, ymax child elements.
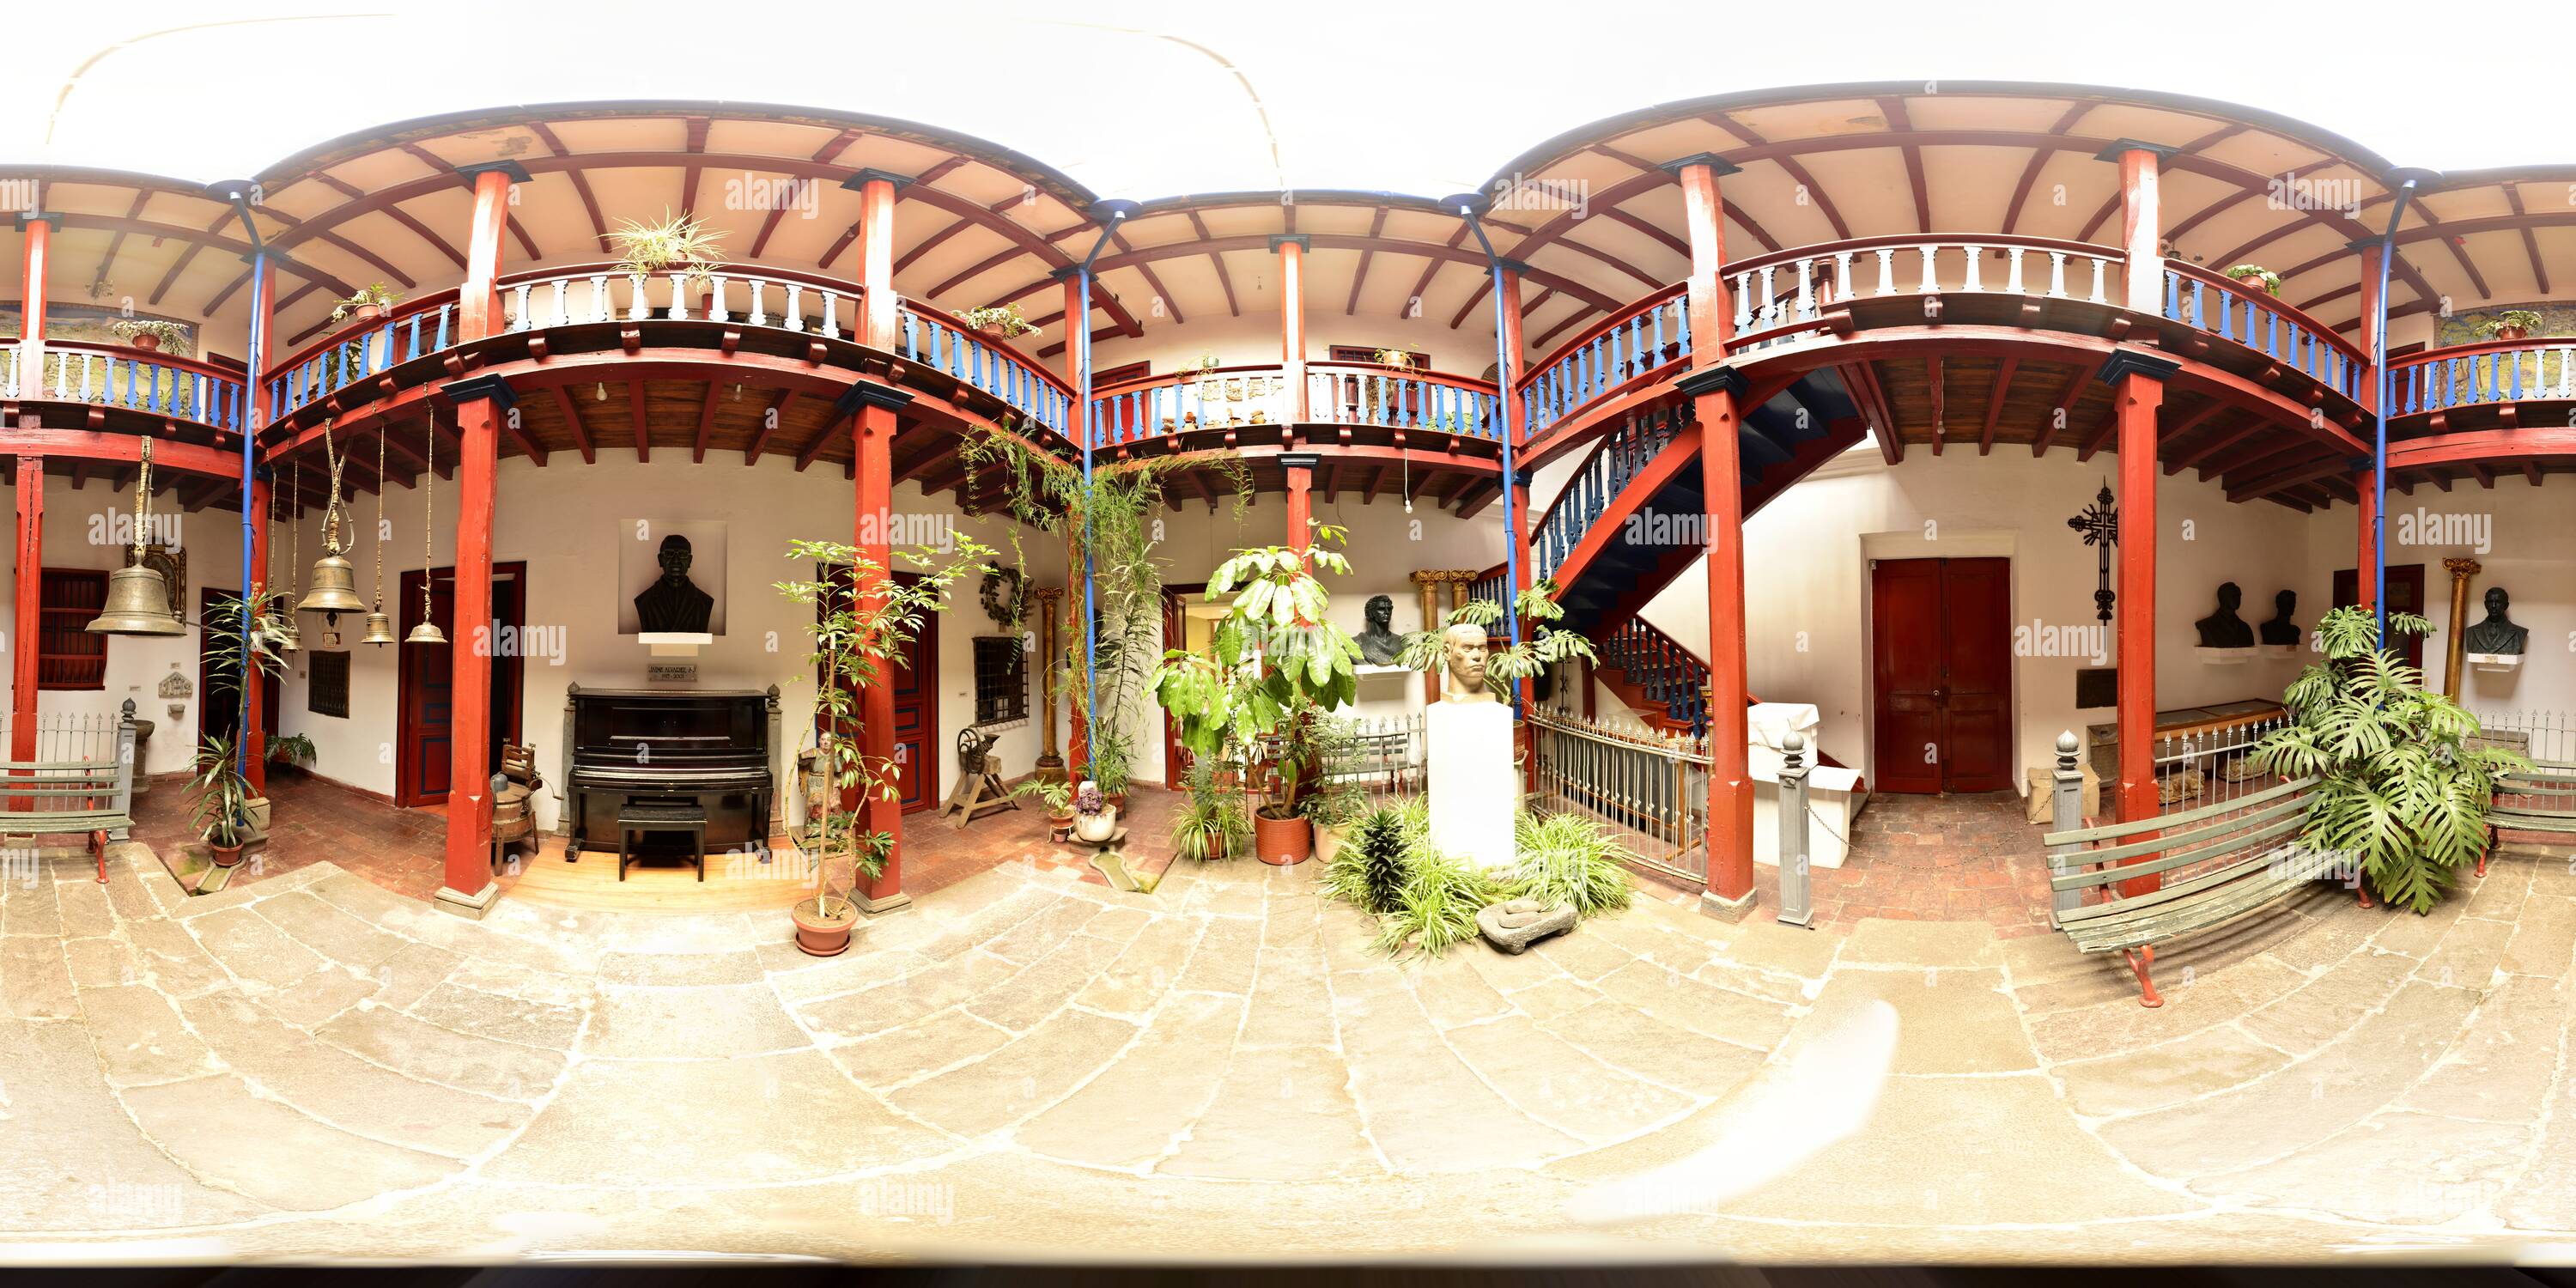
<box><xmin>1355</xmin><ymin>593</ymin><xmax>1404</xmax><ymax>665</ymax></box>
<box><xmin>2196</xmin><ymin>581</ymin><xmax>2254</xmax><ymax>648</ymax></box>
<box><xmin>2464</xmin><ymin>586</ymin><xmax>2528</xmax><ymax>655</ymax></box>
<box><xmin>2259</xmin><ymin>589</ymin><xmax>2300</xmax><ymax>647</ymax></box>
<box><xmin>634</xmin><ymin>534</ymin><xmax>714</xmax><ymax>633</ymax></box>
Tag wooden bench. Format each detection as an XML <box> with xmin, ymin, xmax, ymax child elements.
<box><xmin>2041</xmin><ymin>732</ymin><xmax>2332</xmax><ymax>1008</ymax></box>
<box><xmin>2488</xmin><ymin>761</ymin><xmax>2576</xmax><ymax>872</ymax></box>
<box><xmin>0</xmin><ymin>702</ymin><xmax>139</xmax><ymax>885</ymax></box>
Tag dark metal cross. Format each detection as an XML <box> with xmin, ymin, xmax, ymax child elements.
<box><xmin>2067</xmin><ymin>481</ymin><xmax>2117</xmax><ymax>623</ymax></box>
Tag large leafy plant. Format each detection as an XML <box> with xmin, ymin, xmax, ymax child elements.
<box><xmin>777</xmin><ymin>536</ymin><xmax>991</xmax><ymax>912</ymax></box>
<box><xmin>2252</xmin><ymin>606</ymin><xmax>2525</xmax><ymax>913</ymax></box>
<box><xmin>1151</xmin><ymin>525</ymin><xmax>1362</xmax><ymax>822</ymax></box>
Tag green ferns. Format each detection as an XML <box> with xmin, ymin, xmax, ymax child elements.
<box><xmin>1322</xmin><ymin>799</ymin><xmax>1636</xmax><ymax>957</ymax></box>
<box><xmin>2252</xmin><ymin>606</ymin><xmax>2525</xmax><ymax>914</ymax></box>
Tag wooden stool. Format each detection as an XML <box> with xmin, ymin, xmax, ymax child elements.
<box><xmin>617</xmin><ymin>799</ymin><xmax>707</xmax><ymax>882</ymax></box>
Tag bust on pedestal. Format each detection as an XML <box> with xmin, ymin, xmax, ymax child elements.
<box><xmin>1425</xmin><ymin>623</ymin><xmax>1517</xmax><ymax>874</ymax></box>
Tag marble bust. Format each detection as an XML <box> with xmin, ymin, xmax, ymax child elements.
<box><xmin>1355</xmin><ymin>594</ymin><xmax>1404</xmax><ymax>666</ymax></box>
<box><xmin>2464</xmin><ymin>586</ymin><xmax>2528</xmax><ymax>655</ymax></box>
<box><xmin>2259</xmin><ymin>589</ymin><xmax>2300</xmax><ymax>647</ymax></box>
<box><xmin>2196</xmin><ymin>581</ymin><xmax>2254</xmax><ymax>648</ymax></box>
<box><xmin>634</xmin><ymin>534</ymin><xmax>714</xmax><ymax>634</ymax></box>
<box><xmin>1439</xmin><ymin>623</ymin><xmax>1498</xmax><ymax>704</ymax></box>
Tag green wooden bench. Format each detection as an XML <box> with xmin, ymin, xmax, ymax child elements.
<box><xmin>0</xmin><ymin>702</ymin><xmax>139</xmax><ymax>885</ymax></box>
<box><xmin>2041</xmin><ymin>732</ymin><xmax>2335</xmax><ymax>1007</ymax></box>
<box><xmin>2488</xmin><ymin>761</ymin><xmax>2576</xmax><ymax>872</ymax></box>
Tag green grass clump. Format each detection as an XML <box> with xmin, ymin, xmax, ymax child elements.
<box><xmin>1506</xmin><ymin>811</ymin><xmax>1636</xmax><ymax>917</ymax></box>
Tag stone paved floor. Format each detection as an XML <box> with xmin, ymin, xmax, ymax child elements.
<box><xmin>7</xmin><ymin>835</ymin><xmax>2576</xmax><ymax>1263</ymax></box>
<box><xmin>1814</xmin><ymin>791</ymin><xmax>2057</xmax><ymax>939</ymax></box>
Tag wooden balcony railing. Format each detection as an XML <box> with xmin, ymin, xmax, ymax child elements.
<box><xmin>1728</xmin><ymin>234</ymin><xmax>2126</xmax><ymax>351</ymax></box>
<box><xmin>896</xmin><ymin>304</ymin><xmax>1076</xmax><ymax>441</ymax></box>
<box><xmin>2390</xmin><ymin>337</ymin><xmax>2576</xmax><ymax>415</ymax></box>
<box><xmin>6</xmin><ymin>340</ymin><xmax>250</xmax><ymax>434</ymax></box>
<box><xmin>1086</xmin><ymin>361</ymin><xmax>1499</xmax><ymax>449</ymax></box>
<box><xmin>1518</xmin><ymin>283</ymin><xmax>1687</xmax><ymax>441</ymax></box>
<box><xmin>270</xmin><ymin>292</ymin><xmax>460</xmax><ymax>420</ymax></box>
<box><xmin>2161</xmin><ymin>263</ymin><xmax>2366</xmax><ymax>404</ymax></box>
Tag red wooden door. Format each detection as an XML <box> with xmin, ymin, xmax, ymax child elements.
<box><xmin>816</xmin><ymin>569</ymin><xmax>937</xmax><ymax>814</ymax></box>
<box><xmin>2333</xmin><ymin>564</ymin><xmax>2427</xmax><ymax>671</ymax></box>
<box><xmin>395</xmin><ymin>564</ymin><xmax>526</xmax><ymax>808</ymax></box>
<box><xmin>1870</xmin><ymin>556</ymin><xmax>2013</xmax><ymax>793</ymax></box>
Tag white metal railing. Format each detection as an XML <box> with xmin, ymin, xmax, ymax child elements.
<box><xmin>1728</xmin><ymin>237</ymin><xmax>2126</xmax><ymax>353</ymax></box>
<box><xmin>1527</xmin><ymin>707</ymin><xmax>1710</xmax><ymax>884</ymax></box>
<box><xmin>505</xmin><ymin>266</ymin><xmax>860</xmax><ymax>339</ymax></box>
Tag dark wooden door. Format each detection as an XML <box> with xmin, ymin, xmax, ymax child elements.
<box><xmin>395</xmin><ymin>563</ymin><xmax>526</xmax><ymax>807</ymax></box>
<box><xmin>1871</xmin><ymin>556</ymin><xmax>2014</xmax><ymax>793</ymax></box>
<box><xmin>815</xmin><ymin>569</ymin><xmax>937</xmax><ymax>814</ymax></box>
<box><xmin>2332</xmin><ymin>564</ymin><xmax>2427</xmax><ymax>671</ymax></box>
<box><xmin>197</xmin><ymin>586</ymin><xmax>280</xmax><ymax>746</ymax></box>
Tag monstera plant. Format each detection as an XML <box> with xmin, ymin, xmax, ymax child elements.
<box><xmin>2252</xmin><ymin>606</ymin><xmax>2526</xmax><ymax>913</ymax></box>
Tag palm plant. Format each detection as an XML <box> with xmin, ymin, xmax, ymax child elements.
<box><xmin>1324</xmin><ymin>805</ymin><xmax>1410</xmax><ymax>914</ymax></box>
<box><xmin>2252</xmin><ymin>606</ymin><xmax>2526</xmax><ymax>913</ymax></box>
<box><xmin>1397</xmin><ymin>577</ymin><xmax>1598</xmax><ymax>698</ymax></box>
<box><xmin>611</xmin><ymin>211</ymin><xmax>727</xmax><ymax>288</ymax></box>
<box><xmin>955</xmin><ymin>304</ymin><xmax>1037</xmax><ymax>338</ymax></box>
<box><xmin>189</xmin><ymin>731</ymin><xmax>255</xmax><ymax>850</ymax></box>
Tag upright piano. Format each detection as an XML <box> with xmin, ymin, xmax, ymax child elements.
<box><xmin>562</xmin><ymin>684</ymin><xmax>781</xmax><ymax>859</ymax></box>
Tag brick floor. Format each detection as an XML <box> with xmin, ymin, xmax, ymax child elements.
<box><xmin>131</xmin><ymin>768</ymin><xmax>1203</xmax><ymax>903</ymax></box>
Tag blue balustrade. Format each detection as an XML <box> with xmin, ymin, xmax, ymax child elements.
<box><xmin>2393</xmin><ymin>342</ymin><xmax>2576</xmax><ymax>415</ymax></box>
<box><xmin>1521</xmin><ymin>287</ymin><xmax>1689</xmax><ymax>441</ymax></box>
<box><xmin>899</xmin><ymin>308</ymin><xmax>1072</xmax><ymax>441</ymax></box>
<box><xmin>2161</xmin><ymin>270</ymin><xmax>2366</xmax><ymax>403</ymax></box>
<box><xmin>24</xmin><ymin>344</ymin><xmax>247</xmax><ymax>434</ymax></box>
<box><xmin>1530</xmin><ymin>406</ymin><xmax>1683</xmax><ymax>581</ymax></box>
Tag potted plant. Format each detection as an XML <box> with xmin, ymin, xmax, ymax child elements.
<box><xmin>1084</xmin><ymin>730</ymin><xmax>1134</xmax><ymax>811</ymax></box>
<box><xmin>2483</xmin><ymin>309</ymin><xmax>2545</xmax><ymax>343</ymax></box>
<box><xmin>1170</xmin><ymin>760</ymin><xmax>1248</xmax><ymax>861</ymax></box>
<box><xmin>197</xmin><ymin>588</ymin><xmax>291</xmax><ymax>830</ymax></box>
<box><xmin>1300</xmin><ymin>714</ymin><xmax>1365</xmax><ymax>863</ymax></box>
<box><xmin>610</xmin><ymin>212</ymin><xmax>727</xmax><ymax>311</ymax></box>
<box><xmin>955</xmin><ymin>304</ymin><xmax>1037</xmax><ymax>339</ymax></box>
<box><xmin>2252</xmin><ymin>606</ymin><xmax>2527</xmax><ymax>912</ymax></box>
<box><xmin>265</xmin><ymin>732</ymin><xmax>318</xmax><ymax>775</ymax></box>
<box><xmin>189</xmin><ymin>732</ymin><xmax>257</xmax><ymax>867</ymax></box>
<box><xmin>1071</xmin><ymin>780</ymin><xmax>1119</xmax><ymax>843</ymax></box>
<box><xmin>2223</xmin><ymin>264</ymin><xmax>2281</xmax><ymax>297</ymax></box>
<box><xmin>1013</xmin><ymin>775</ymin><xmax>1076</xmax><ymax>841</ymax></box>
<box><xmin>1370</xmin><ymin>347</ymin><xmax>1416</xmax><ymax>370</ymax></box>
<box><xmin>776</xmin><ymin>534</ymin><xmax>991</xmax><ymax>956</ymax></box>
<box><xmin>106</xmin><ymin>318</ymin><xmax>191</xmax><ymax>356</ymax></box>
<box><xmin>1152</xmin><ymin>526</ymin><xmax>1364</xmax><ymax>866</ymax></box>
<box><xmin>331</xmin><ymin>283</ymin><xmax>404</xmax><ymax>324</ymax></box>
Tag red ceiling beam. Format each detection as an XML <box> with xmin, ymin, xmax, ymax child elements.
<box><xmin>1346</xmin><ymin>209</ymin><xmax>1388</xmax><ymax>315</ymax></box>
<box><xmin>1977</xmin><ymin>355</ymin><xmax>2017</xmax><ymax>454</ymax></box>
<box><xmin>629</xmin><ymin>380</ymin><xmax>652</xmax><ymax>462</ymax></box>
<box><xmin>2000</xmin><ymin>104</ymin><xmax>2093</xmax><ymax>234</ymax></box>
<box><xmin>2031</xmin><ymin>355</ymin><xmax>2106</xmax><ymax>457</ymax></box>
<box><xmin>527</xmin><ymin>123</ymin><xmax>611</xmax><ymax>254</ymax></box>
<box><xmin>312</xmin><ymin>172</ymin><xmax>468</xmax><ymax>270</ymax></box>
<box><xmin>548</xmin><ymin>385</ymin><xmax>597</xmax><ymax>465</ymax></box>
<box><xmin>743</xmin><ymin>390</ymin><xmax>799</xmax><ymax>465</ymax></box>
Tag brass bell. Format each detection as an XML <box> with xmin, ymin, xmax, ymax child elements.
<box><xmin>361</xmin><ymin>611</ymin><xmax>397</xmax><ymax>646</ymax></box>
<box><xmin>276</xmin><ymin>617</ymin><xmax>301</xmax><ymax>653</ymax></box>
<box><xmin>86</xmin><ymin>565</ymin><xmax>185</xmax><ymax>635</ymax></box>
<box><xmin>405</xmin><ymin>617</ymin><xmax>447</xmax><ymax>646</ymax></box>
<box><xmin>298</xmin><ymin>553</ymin><xmax>366</xmax><ymax>617</ymax></box>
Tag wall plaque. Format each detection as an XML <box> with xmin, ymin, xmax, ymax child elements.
<box><xmin>647</xmin><ymin>663</ymin><xmax>698</xmax><ymax>683</ymax></box>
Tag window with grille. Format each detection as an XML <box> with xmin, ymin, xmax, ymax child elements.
<box><xmin>37</xmin><ymin>568</ymin><xmax>108</xmax><ymax>691</ymax></box>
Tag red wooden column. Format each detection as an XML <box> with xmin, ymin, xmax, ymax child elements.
<box><xmin>241</xmin><ymin>252</ymin><xmax>279</xmax><ymax>794</ymax></box>
<box><xmin>843</xmin><ymin>169</ymin><xmax>909</xmax><ymax>352</ymax></box>
<box><xmin>1060</xmin><ymin>274</ymin><xmax>1088</xmax><ymax>386</ymax></box>
<box><xmin>453</xmin><ymin>162</ymin><xmax>527</xmax><ymax>343</ymax></box>
<box><xmin>1273</xmin><ymin>234</ymin><xmax>1310</xmax><ymax>423</ymax></box>
<box><xmin>2351</xmin><ymin>240</ymin><xmax>2386</xmax><ymax>609</ymax></box>
<box><xmin>12</xmin><ymin>453</ymin><xmax>41</xmax><ymax>766</ymax></box>
<box><xmin>1281</xmin><ymin>452</ymin><xmax>1316</xmax><ymax>553</ymax></box>
<box><xmin>16</xmin><ymin>210</ymin><xmax>52</xmax><ymax>373</ymax></box>
<box><xmin>2099</xmin><ymin>140</ymin><xmax>2176</xmax><ymax>840</ymax></box>
<box><xmin>434</xmin><ymin>380</ymin><xmax>513</xmax><ymax>917</ymax></box>
<box><xmin>1664</xmin><ymin>152</ymin><xmax>1754</xmax><ymax>918</ymax></box>
<box><xmin>847</xmin><ymin>381</ymin><xmax>915</xmax><ymax>914</ymax></box>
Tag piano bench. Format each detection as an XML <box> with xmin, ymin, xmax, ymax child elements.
<box><xmin>617</xmin><ymin>799</ymin><xmax>708</xmax><ymax>883</ymax></box>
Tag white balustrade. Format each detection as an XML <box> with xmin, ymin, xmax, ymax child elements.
<box><xmin>501</xmin><ymin>267</ymin><xmax>860</xmax><ymax>341</ymax></box>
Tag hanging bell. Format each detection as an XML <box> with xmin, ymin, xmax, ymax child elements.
<box><xmin>86</xmin><ymin>565</ymin><xmax>185</xmax><ymax>636</ymax></box>
<box><xmin>276</xmin><ymin>615</ymin><xmax>301</xmax><ymax>653</ymax></box>
<box><xmin>298</xmin><ymin>552</ymin><xmax>366</xmax><ymax>618</ymax></box>
<box><xmin>405</xmin><ymin>617</ymin><xmax>447</xmax><ymax>646</ymax></box>
<box><xmin>361</xmin><ymin>611</ymin><xmax>397</xmax><ymax>646</ymax></box>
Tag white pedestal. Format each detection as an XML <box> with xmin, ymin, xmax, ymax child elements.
<box><xmin>2194</xmin><ymin>646</ymin><xmax>2255</xmax><ymax>665</ymax></box>
<box><xmin>2470</xmin><ymin>653</ymin><xmax>2524</xmax><ymax>672</ymax></box>
<box><xmin>641</xmin><ymin>631</ymin><xmax>714</xmax><ymax>657</ymax></box>
<box><xmin>1753</xmin><ymin>766</ymin><xmax>1868</xmax><ymax>870</ymax></box>
<box><xmin>1427</xmin><ymin>700</ymin><xmax>1517</xmax><ymax>874</ymax></box>
<box><xmin>2257</xmin><ymin>643</ymin><xmax>2300</xmax><ymax>660</ymax></box>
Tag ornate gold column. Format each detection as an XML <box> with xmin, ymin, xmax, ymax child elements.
<box><xmin>1410</xmin><ymin>570</ymin><xmax>1447</xmax><ymax>704</ymax></box>
<box><xmin>2442</xmin><ymin>557</ymin><xmax>2481</xmax><ymax>698</ymax></box>
<box><xmin>1034</xmin><ymin>585</ymin><xmax>1065</xmax><ymax>780</ymax></box>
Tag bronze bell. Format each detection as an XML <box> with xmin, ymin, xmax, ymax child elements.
<box><xmin>405</xmin><ymin>617</ymin><xmax>447</xmax><ymax>646</ymax></box>
<box><xmin>86</xmin><ymin>565</ymin><xmax>185</xmax><ymax>636</ymax></box>
<box><xmin>361</xmin><ymin>611</ymin><xmax>397</xmax><ymax>646</ymax></box>
<box><xmin>298</xmin><ymin>553</ymin><xmax>366</xmax><ymax>617</ymax></box>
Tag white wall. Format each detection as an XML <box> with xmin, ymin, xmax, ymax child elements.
<box><xmin>2341</xmin><ymin>475</ymin><xmax>2576</xmax><ymax>727</ymax></box>
<box><xmin>1633</xmin><ymin>444</ymin><xmax>2325</xmax><ymax>793</ymax></box>
<box><xmin>0</xmin><ymin>475</ymin><xmax>249</xmax><ymax>780</ymax></box>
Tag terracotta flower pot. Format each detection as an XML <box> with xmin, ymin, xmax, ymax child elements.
<box><xmin>1254</xmin><ymin>810</ymin><xmax>1312</xmax><ymax>866</ymax></box>
<box><xmin>2496</xmin><ymin>326</ymin><xmax>2530</xmax><ymax>342</ymax></box>
<box><xmin>2229</xmin><ymin>276</ymin><xmax>2275</xmax><ymax>297</ymax></box>
<box><xmin>351</xmin><ymin>303</ymin><xmax>385</xmax><ymax>322</ymax></box>
<box><xmin>208</xmin><ymin>841</ymin><xmax>243</xmax><ymax>869</ymax></box>
<box><xmin>131</xmin><ymin>333</ymin><xmax>161</xmax><ymax>353</ymax></box>
<box><xmin>791</xmin><ymin>896</ymin><xmax>858</xmax><ymax>957</ymax></box>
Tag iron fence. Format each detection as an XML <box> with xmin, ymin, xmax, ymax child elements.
<box><xmin>2148</xmin><ymin>712</ymin><xmax>2293</xmax><ymax>813</ymax></box>
<box><xmin>1526</xmin><ymin>708</ymin><xmax>1709</xmax><ymax>884</ymax></box>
